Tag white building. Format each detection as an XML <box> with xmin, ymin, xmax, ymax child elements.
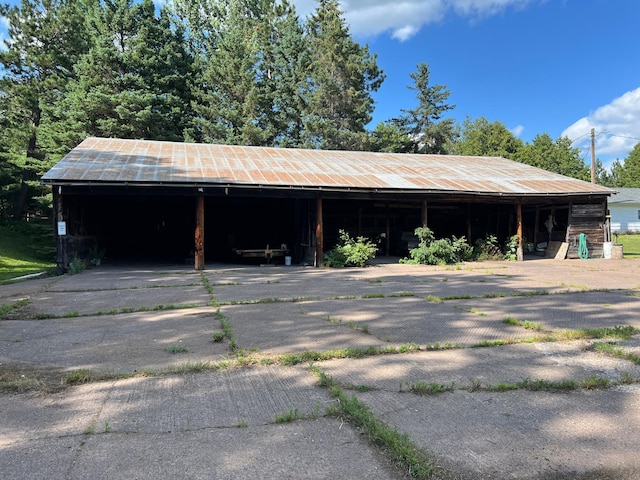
<box><xmin>609</xmin><ymin>188</ymin><xmax>640</xmax><ymax>233</ymax></box>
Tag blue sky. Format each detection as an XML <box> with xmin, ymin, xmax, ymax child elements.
<box><xmin>295</xmin><ymin>0</ymin><xmax>640</xmax><ymax>168</ymax></box>
<box><xmin>2</xmin><ymin>0</ymin><xmax>639</xmax><ymax>168</ymax></box>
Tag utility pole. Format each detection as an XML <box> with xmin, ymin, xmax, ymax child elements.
<box><xmin>591</xmin><ymin>128</ymin><xmax>596</xmax><ymax>184</ymax></box>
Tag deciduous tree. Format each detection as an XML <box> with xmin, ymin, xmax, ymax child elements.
<box><xmin>516</xmin><ymin>133</ymin><xmax>590</xmax><ymax>181</ymax></box>
<box><xmin>610</xmin><ymin>142</ymin><xmax>640</xmax><ymax>187</ymax></box>
<box><xmin>453</xmin><ymin>116</ymin><xmax>523</xmax><ymax>158</ymax></box>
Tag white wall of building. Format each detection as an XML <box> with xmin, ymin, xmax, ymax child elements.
<box><xmin>610</xmin><ymin>204</ymin><xmax>640</xmax><ymax>232</ymax></box>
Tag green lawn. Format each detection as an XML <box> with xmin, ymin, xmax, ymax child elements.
<box><xmin>615</xmin><ymin>234</ymin><xmax>640</xmax><ymax>258</ymax></box>
<box><xmin>0</xmin><ymin>222</ymin><xmax>56</xmax><ymax>283</ymax></box>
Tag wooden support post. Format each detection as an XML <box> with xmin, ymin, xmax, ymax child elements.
<box><xmin>517</xmin><ymin>202</ymin><xmax>524</xmax><ymax>261</ymax></box>
<box><xmin>385</xmin><ymin>202</ymin><xmax>390</xmax><ymax>256</ymax></box>
<box><xmin>467</xmin><ymin>203</ymin><xmax>472</xmax><ymax>241</ymax></box>
<box><xmin>315</xmin><ymin>198</ymin><xmax>323</xmax><ymax>267</ymax></box>
<box><xmin>53</xmin><ymin>185</ymin><xmax>67</xmax><ymax>273</ymax></box>
<box><xmin>195</xmin><ymin>195</ymin><xmax>205</xmax><ymax>270</ymax></box>
<box><xmin>421</xmin><ymin>200</ymin><xmax>428</xmax><ymax>228</ymax></box>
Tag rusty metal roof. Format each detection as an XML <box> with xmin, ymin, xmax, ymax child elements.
<box><xmin>41</xmin><ymin>137</ymin><xmax>614</xmax><ymax>196</ymax></box>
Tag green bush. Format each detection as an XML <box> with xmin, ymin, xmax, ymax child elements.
<box><xmin>473</xmin><ymin>234</ymin><xmax>503</xmax><ymax>261</ymax></box>
<box><xmin>400</xmin><ymin>227</ymin><xmax>472</xmax><ymax>265</ymax></box>
<box><xmin>324</xmin><ymin>230</ymin><xmax>377</xmax><ymax>268</ymax></box>
<box><xmin>68</xmin><ymin>256</ymin><xmax>86</xmax><ymax>275</ymax></box>
<box><xmin>503</xmin><ymin>234</ymin><xmax>520</xmax><ymax>261</ymax></box>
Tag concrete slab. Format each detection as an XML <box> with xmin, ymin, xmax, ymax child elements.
<box><xmin>67</xmin><ymin>419</ymin><xmax>401</xmax><ymax>480</ymax></box>
<box><xmin>225</xmin><ymin>302</ymin><xmax>386</xmax><ymax>354</ymax></box>
<box><xmin>4</xmin><ymin>259</ymin><xmax>640</xmax><ymax>479</ymax></box>
<box><xmin>0</xmin><ymin>308</ymin><xmax>227</xmax><ymax>372</ymax></box>
<box><xmin>356</xmin><ymin>387</ymin><xmax>640</xmax><ymax>479</ymax></box>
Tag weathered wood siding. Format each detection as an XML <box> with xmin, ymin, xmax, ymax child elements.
<box><xmin>566</xmin><ymin>203</ymin><xmax>606</xmax><ymax>259</ymax></box>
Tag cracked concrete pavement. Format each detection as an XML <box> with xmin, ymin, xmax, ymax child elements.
<box><xmin>2</xmin><ymin>258</ymin><xmax>640</xmax><ymax>479</ymax></box>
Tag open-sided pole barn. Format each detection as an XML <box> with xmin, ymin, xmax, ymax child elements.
<box><xmin>42</xmin><ymin>137</ymin><xmax>614</xmax><ymax>271</ymax></box>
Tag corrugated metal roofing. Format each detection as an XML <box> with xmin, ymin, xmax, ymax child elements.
<box><xmin>41</xmin><ymin>137</ymin><xmax>614</xmax><ymax>196</ymax></box>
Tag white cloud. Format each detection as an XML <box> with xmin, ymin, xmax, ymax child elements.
<box><xmin>511</xmin><ymin>125</ymin><xmax>525</xmax><ymax>137</ymax></box>
<box><xmin>291</xmin><ymin>0</ymin><xmax>540</xmax><ymax>41</ymax></box>
<box><xmin>562</xmin><ymin>88</ymin><xmax>640</xmax><ymax>162</ymax></box>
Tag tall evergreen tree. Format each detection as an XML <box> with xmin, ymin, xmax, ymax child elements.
<box><xmin>189</xmin><ymin>0</ymin><xmax>264</xmax><ymax>144</ymax></box>
<box><xmin>254</xmin><ymin>0</ymin><xmax>309</xmax><ymax>147</ymax></box>
<box><xmin>0</xmin><ymin>0</ymin><xmax>93</xmax><ymax>219</ymax></box>
<box><xmin>397</xmin><ymin>62</ymin><xmax>455</xmax><ymax>154</ymax></box>
<box><xmin>58</xmin><ymin>0</ymin><xmax>193</xmax><ymax>141</ymax></box>
<box><xmin>303</xmin><ymin>0</ymin><xmax>384</xmax><ymax>150</ymax></box>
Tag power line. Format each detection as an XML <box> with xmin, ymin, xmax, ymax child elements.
<box><xmin>606</xmin><ymin>133</ymin><xmax>640</xmax><ymax>141</ymax></box>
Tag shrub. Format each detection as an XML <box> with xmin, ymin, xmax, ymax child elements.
<box><xmin>473</xmin><ymin>234</ymin><xmax>503</xmax><ymax>261</ymax></box>
<box><xmin>68</xmin><ymin>256</ymin><xmax>86</xmax><ymax>275</ymax></box>
<box><xmin>503</xmin><ymin>235</ymin><xmax>520</xmax><ymax>261</ymax></box>
<box><xmin>324</xmin><ymin>230</ymin><xmax>377</xmax><ymax>268</ymax></box>
<box><xmin>400</xmin><ymin>227</ymin><xmax>472</xmax><ymax>265</ymax></box>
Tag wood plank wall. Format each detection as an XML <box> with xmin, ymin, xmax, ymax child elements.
<box><xmin>566</xmin><ymin>203</ymin><xmax>606</xmax><ymax>259</ymax></box>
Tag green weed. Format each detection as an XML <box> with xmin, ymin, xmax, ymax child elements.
<box><xmin>166</xmin><ymin>344</ymin><xmax>188</xmax><ymax>354</ymax></box>
<box><xmin>309</xmin><ymin>365</ymin><xmax>439</xmax><ymax>478</ymax></box>
<box><xmin>362</xmin><ymin>292</ymin><xmax>384</xmax><ymax>299</ymax></box>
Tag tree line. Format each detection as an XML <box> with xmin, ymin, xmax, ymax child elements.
<box><xmin>1</xmin><ymin>0</ymin><xmax>637</xmax><ymax>222</ymax></box>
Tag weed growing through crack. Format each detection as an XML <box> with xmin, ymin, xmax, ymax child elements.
<box><xmin>328</xmin><ymin>295</ymin><xmax>356</xmax><ymax>300</ymax></box>
<box><xmin>0</xmin><ymin>298</ymin><xmax>29</xmax><ymax>318</ymax></box>
<box><xmin>556</xmin><ymin>325</ymin><xmax>639</xmax><ymax>341</ymax></box>
<box><xmin>275</xmin><ymin>408</ymin><xmax>301</xmax><ymax>423</ymax></box>
<box><xmin>592</xmin><ymin>342</ymin><xmax>640</xmax><ymax>364</ymax></box>
<box><xmin>469</xmin><ymin>323</ymin><xmax>637</xmax><ymax>348</ymax></box>
<box><xmin>400</xmin><ymin>381</ymin><xmax>455</xmax><ymax>395</ymax></box>
<box><xmin>216</xmin><ymin>308</ymin><xmax>239</xmax><ymax>352</ymax></box>
<box><xmin>502</xmin><ymin>317</ymin><xmax>545</xmax><ymax>331</ymax></box>
<box><xmin>348</xmin><ymin>321</ymin><xmax>370</xmax><ymax>334</ymax></box>
<box><xmin>167</xmin><ymin>344</ymin><xmax>188</xmax><ymax>354</ymax></box>
<box><xmin>362</xmin><ymin>292</ymin><xmax>384</xmax><ymax>299</ymax></box>
<box><xmin>426</xmin><ymin>295</ymin><xmax>443</xmax><ymax>303</ymax></box>
<box><xmin>212</xmin><ymin>332</ymin><xmax>225</xmax><ymax>343</ymax></box>
<box><xmin>309</xmin><ymin>364</ymin><xmax>439</xmax><ymax>478</ymax></box>
<box><xmin>580</xmin><ymin>376</ymin><xmax>611</xmax><ymax>390</ymax></box>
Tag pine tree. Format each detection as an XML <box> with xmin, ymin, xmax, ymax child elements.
<box><xmin>58</xmin><ymin>0</ymin><xmax>193</xmax><ymax>141</ymax></box>
<box><xmin>189</xmin><ymin>0</ymin><xmax>265</xmax><ymax>144</ymax></box>
<box><xmin>303</xmin><ymin>0</ymin><xmax>384</xmax><ymax>150</ymax></box>
<box><xmin>0</xmin><ymin>0</ymin><xmax>93</xmax><ymax>219</ymax></box>
<box><xmin>397</xmin><ymin>62</ymin><xmax>456</xmax><ymax>154</ymax></box>
<box><xmin>254</xmin><ymin>0</ymin><xmax>309</xmax><ymax>147</ymax></box>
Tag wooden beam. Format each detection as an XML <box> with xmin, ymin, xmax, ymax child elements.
<box><xmin>316</xmin><ymin>198</ymin><xmax>323</xmax><ymax>267</ymax></box>
<box><xmin>517</xmin><ymin>201</ymin><xmax>523</xmax><ymax>261</ymax></box>
<box><xmin>195</xmin><ymin>195</ymin><xmax>205</xmax><ymax>270</ymax></box>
